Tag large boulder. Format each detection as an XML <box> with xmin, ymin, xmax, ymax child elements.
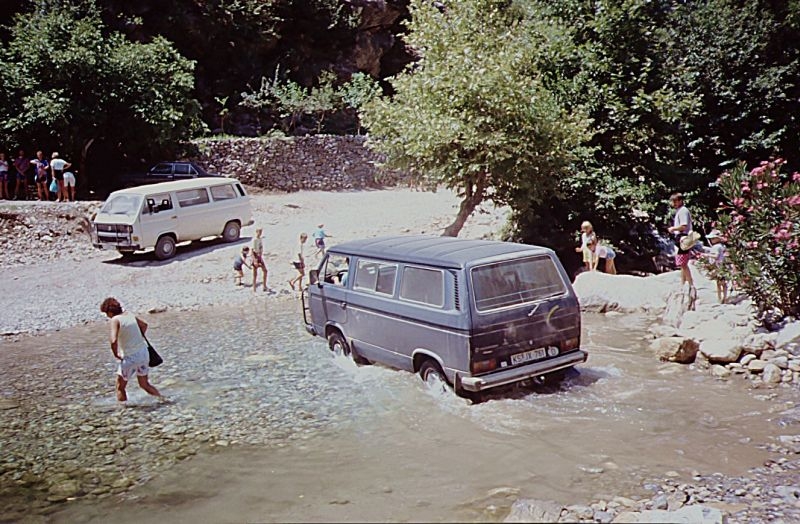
<box><xmin>504</xmin><ymin>499</ymin><xmax>563</xmax><ymax>522</ymax></box>
<box><xmin>573</xmin><ymin>271</ymin><xmax>675</xmax><ymax>313</ymax></box>
<box><xmin>650</xmin><ymin>337</ymin><xmax>699</xmax><ymax>363</ymax></box>
<box><xmin>698</xmin><ymin>338</ymin><xmax>744</xmax><ymax>364</ymax></box>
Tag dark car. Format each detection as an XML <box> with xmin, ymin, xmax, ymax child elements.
<box><xmin>120</xmin><ymin>161</ymin><xmax>222</xmax><ymax>188</ymax></box>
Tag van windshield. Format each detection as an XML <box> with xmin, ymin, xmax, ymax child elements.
<box><xmin>100</xmin><ymin>194</ymin><xmax>142</xmax><ymax>216</ymax></box>
<box><xmin>471</xmin><ymin>255</ymin><xmax>566</xmax><ymax>312</ymax></box>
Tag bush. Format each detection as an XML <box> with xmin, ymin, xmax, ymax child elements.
<box><xmin>715</xmin><ymin>159</ymin><xmax>800</xmax><ymax>319</ymax></box>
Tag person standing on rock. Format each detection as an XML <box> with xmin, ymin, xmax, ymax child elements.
<box><xmin>100</xmin><ymin>297</ymin><xmax>164</xmax><ymax>403</ymax></box>
<box><xmin>252</xmin><ymin>227</ymin><xmax>269</xmax><ymax>292</ymax></box>
<box><xmin>667</xmin><ymin>193</ymin><xmax>697</xmax><ymax>304</ymax></box>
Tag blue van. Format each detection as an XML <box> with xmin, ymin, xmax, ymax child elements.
<box><xmin>302</xmin><ymin>235</ymin><xmax>587</xmax><ymax>398</ymax></box>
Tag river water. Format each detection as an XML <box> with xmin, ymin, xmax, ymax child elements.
<box><xmin>5</xmin><ymin>301</ymin><xmax>793</xmax><ymax>522</ymax></box>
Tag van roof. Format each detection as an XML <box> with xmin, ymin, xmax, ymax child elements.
<box><xmin>328</xmin><ymin>235</ymin><xmax>553</xmax><ymax>269</ymax></box>
<box><xmin>110</xmin><ymin>177</ymin><xmax>240</xmax><ymax>196</ymax></box>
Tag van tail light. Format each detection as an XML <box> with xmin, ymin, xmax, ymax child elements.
<box><xmin>560</xmin><ymin>337</ymin><xmax>580</xmax><ymax>352</ymax></box>
<box><xmin>471</xmin><ymin>359</ymin><xmax>497</xmax><ymax>374</ymax></box>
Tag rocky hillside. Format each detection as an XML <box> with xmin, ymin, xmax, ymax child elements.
<box><xmin>0</xmin><ymin>202</ymin><xmax>100</xmax><ymax>268</ymax></box>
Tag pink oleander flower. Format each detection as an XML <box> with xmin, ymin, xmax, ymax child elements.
<box><xmin>732</xmin><ymin>197</ymin><xmax>745</xmax><ymax>207</ymax></box>
<box><xmin>748</xmin><ymin>241</ymin><xmax>759</xmax><ymax>248</ymax></box>
<box><xmin>757</xmin><ymin>183</ymin><xmax>765</xmax><ymax>189</ymax></box>
<box><xmin>793</xmin><ymin>172</ymin><xmax>800</xmax><ymax>181</ymax></box>
<box><xmin>776</xmin><ymin>158</ymin><xmax>786</xmax><ymax>165</ymax></box>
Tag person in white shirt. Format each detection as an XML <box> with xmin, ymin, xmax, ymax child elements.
<box><xmin>49</xmin><ymin>152</ymin><xmax>71</xmax><ymax>202</ymax></box>
<box><xmin>588</xmin><ymin>237</ymin><xmax>617</xmax><ymax>274</ymax></box>
<box><xmin>288</xmin><ymin>232</ymin><xmax>309</xmax><ymax>290</ymax></box>
<box><xmin>667</xmin><ymin>192</ymin><xmax>695</xmax><ymax>290</ymax></box>
<box><xmin>701</xmin><ymin>230</ymin><xmax>728</xmax><ymax>303</ymax></box>
<box><xmin>100</xmin><ymin>297</ymin><xmax>164</xmax><ymax>402</ymax></box>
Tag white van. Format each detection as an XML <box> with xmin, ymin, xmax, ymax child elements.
<box><xmin>91</xmin><ymin>178</ymin><xmax>254</xmax><ymax>259</ymax></box>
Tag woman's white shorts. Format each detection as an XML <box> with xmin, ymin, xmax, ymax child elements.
<box><xmin>117</xmin><ymin>347</ymin><xmax>149</xmax><ymax>381</ymax></box>
<box><xmin>63</xmin><ymin>172</ymin><xmax>76</xmax><ymax>187</ymax></box>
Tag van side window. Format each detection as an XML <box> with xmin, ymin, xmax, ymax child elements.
<box><xmin>210</xmin><ymin>184</ymin><xmax>237</xmax><ymax>201</ymax></box>
<box><xmin>176</xmin><ymin>188</ymin><xmax>210</xmax><ymax>207</ymax></box>
<box><xmin>145</xmin><ymin>193</ymin><xmax>172</xmax><ymax>214</ymax></box>
<box><xmin>354</xmin><ymin>259</ymin><xmax>397</xmax><ymax>296</ymax></box>
<box><xmin>235</xmin><ymin>183</ymin><xmax>246</xmax><ymax>197</ymax></box>
<box><xmin>399</xmin><ymin>266</ymin><xmax>444</xmax><ymax>307</ymax></box>
<box><xmin>323</xmin><ymin>254</ymin><xmax>349</xmax><ymax>285</ymax></box>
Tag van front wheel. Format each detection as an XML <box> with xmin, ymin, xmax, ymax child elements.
<box><xmin>420</xmin><ymin>360</ymin><xmax>450</xmax><ymax>395</ymax></box>
<box><xmin>154</xmin><ymin>235</ymin><xmax>176</xmax><ymax>260</ymax></box>
<box><xmin>222</xmin><ymin>221</ymin><xmax>240</xmax><ymax>242</ymax></box>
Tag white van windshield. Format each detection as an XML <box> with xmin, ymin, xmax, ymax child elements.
<box><xmin>471</xmin><ymin>255</ymin><xmax>566</xmax><ymax>312</ymax></box>
<box><xmin>100</xmin><ymin>194</ymin><xmax>142</xmax><ymax>216</ymax></box>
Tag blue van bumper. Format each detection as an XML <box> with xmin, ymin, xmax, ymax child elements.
<box><xmin>458</xmin><ymin>350</ymin><xmax>588</xmax><ymax>392</ymax></box>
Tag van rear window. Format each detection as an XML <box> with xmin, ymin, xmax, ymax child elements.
<box><xmin>471</xmin><ymin>255</ymin><xmax>565</xmax><ymax>312</ymax></box>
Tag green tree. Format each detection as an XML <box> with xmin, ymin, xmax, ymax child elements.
<box><xmin>0</xmin><ymin>0</ymin><xmax>201</xmax><ymax>186</ymax></box>
<box><xmin>360</xmin><ymin>0</ymin><xmax>590</xmax><ymax>237</ymax></box>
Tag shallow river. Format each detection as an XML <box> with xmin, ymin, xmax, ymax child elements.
<box><xmin>7</xmin><ymin>301</ymin><xmax>794</xmax><ymax>522</ymax></box>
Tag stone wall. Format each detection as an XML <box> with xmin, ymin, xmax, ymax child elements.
<box><xmin>193</xmin><ymin>135</ymin><xmax>404</xmax><ymax>192</ymax></box>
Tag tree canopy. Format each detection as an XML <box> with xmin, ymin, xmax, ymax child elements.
<box><xmin>0</xmin><ymin>0</ymin><xmax>202</xmax><ymax>188</ymax></box>
<box><xmin>361</xmin><ymin>0</ymin><xmax>590</xmax><ymax>237</ymax></box>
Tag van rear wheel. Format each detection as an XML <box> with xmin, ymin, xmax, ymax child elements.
<box><xmin>222</xmin><ymin>221</ymin><xmax>240</xmax><ymax>242</ymax></box>
<box><xmin>154</xmin><ymin>235</ymin><xmax>176</xmax><ymax>260</ymax></box>
<box><xmin>419</xmin><ymin>360</ymin><xmax>450</xmax><ymax>395</ymax></box>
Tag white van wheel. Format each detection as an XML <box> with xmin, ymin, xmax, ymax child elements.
<box><xmin>420</xmin><ymin>360</ymin><xmax>449</xmax><ymax>394</ymax></box>
<box><xmin>154</xmin><ymin>235</ymin><xmax>176</xmax><ymax>260</ymax></box>
<box><xmin>328</xmin><ymin>332</ymin><xmax>350</xmax><ymax>358</ymax></box>
<box><xmin>222</xmin><ymin>221</ymin><xmax>240</xmax><ymax>242</ymax></box>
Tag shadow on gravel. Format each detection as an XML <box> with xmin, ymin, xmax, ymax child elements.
<box><xmin>100</xmin><ymin>236</ymin><xmax>251</xmax><ymax>267</ymax></box>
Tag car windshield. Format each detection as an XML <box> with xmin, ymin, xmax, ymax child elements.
<box><xmin>471</xmin><ymin>255</ymin><xmax>566</xmax><ymax>312</ymax></box>
<box><xmin>100</xmin><ymin>194</ymin><xmax>142</xmax><ymax>216</ymax></box>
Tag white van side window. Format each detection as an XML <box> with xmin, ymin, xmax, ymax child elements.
<box><xmin>399</xmin><ymin>266</ymin><xmax>444</xmax><ymax>307</ymax></box>
<box><xmin>145</xmin><ymin>192</ymin><xmax>172</xmax><ymax>214</ymax></box>
<box><xmin>354</xmin><ymin>259</ymin><xmax>397</xmax><ymax>296</ymax></box>
<box><xmin>210</xmin><ymin>184</ymin><xmax>237</xmax><ymax>201</ymax></box>
<box><xmin>176</xmin><ymin>188</ymin><xmax>210</xmax><ymax>207</ymax></box>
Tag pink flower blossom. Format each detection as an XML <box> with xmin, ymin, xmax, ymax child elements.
<box><xmin>793</xmin><ymin>172</ymin><xmax>800</xmax><ymax>182</ymax></box>
<box><xmin>748</xmin><ymin>241</ymin><xmax>759</xmax><ymax>249</ymax></box>
<box><xmin>732</xmin><ymin>197</ymin><xmax>745</xmax><ymax>207</ymax></box>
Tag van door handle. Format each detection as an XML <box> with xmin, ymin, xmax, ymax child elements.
<box><xmin>339</xmin><ymin>301</ymin><xmax>347</xmax><ymax>309</ymax></box>
<box><xmin>170</xmin><ymin>215</ymin><xmax>177</xmax><ymax>219</ymax></box>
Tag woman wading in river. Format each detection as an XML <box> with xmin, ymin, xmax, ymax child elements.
<box><xmin>100</xmin><ymin>297</ymin><xmax>164</xmax><ymax>402</ymax></box>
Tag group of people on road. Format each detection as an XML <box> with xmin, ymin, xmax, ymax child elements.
<box><xmin>0</xmin><ymin>148</ymin><xmax>75</xmax><ymax>202</ymax></box>
<box><xmin>232</xmin><ymin>223</ymin><xmax>334</xmax><ymax>293</ymax></box>
<box><xmin>576</xmin><ymin>192</ymin><xmax>729</xmax><ymax>307</ymax></box>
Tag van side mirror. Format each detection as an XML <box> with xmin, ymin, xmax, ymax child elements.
<box><xmin>309</xmin><ymin>269</ymin><xmax>319</xmax><ymax>285</ymax></box>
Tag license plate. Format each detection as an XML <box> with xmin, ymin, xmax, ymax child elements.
<box><xmin>510</xmin><ymin>347</ymin><xmax>546</xmax><ymax>365</ymax></box>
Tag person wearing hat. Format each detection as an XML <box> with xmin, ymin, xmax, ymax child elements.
<box><xmin>701</xmin><ymin>229</ymin><xmax>728</xmax><ymax>303</ymax></box>
<box><xmin>312</xmin><ymin>223</ymin><xmax>332</xmax><ymax>258</ymax></box>
<box><xmin>667</xmin><ymin>193</ymin><xmax>696</xmax><ymax>294</ymax></box>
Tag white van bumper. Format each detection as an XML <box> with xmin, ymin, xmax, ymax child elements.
<box><xmin>459</xmin><ymin>350</ymin><xmax>588</xmax><ymax>392</ymax></box>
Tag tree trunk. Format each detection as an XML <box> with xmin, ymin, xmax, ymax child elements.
<box><xmin>441</xmin><ymin>173</ymin><xmax>487</xmax><ymax>237</ymax></box>
<box><xmin>79</xmin><ymin>137</ymin><xmax>94</xmax><ymax>199</ymax></box>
